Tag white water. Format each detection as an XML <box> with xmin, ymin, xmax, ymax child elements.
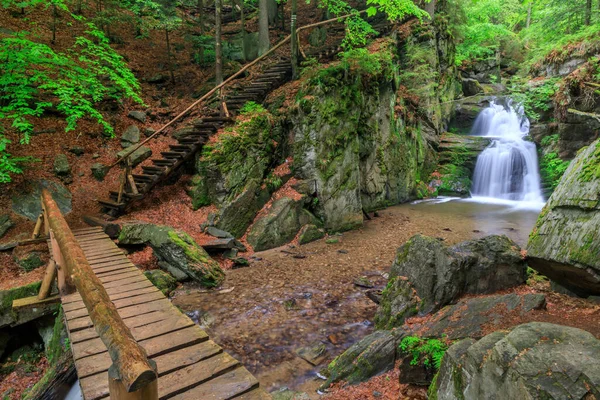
<box><xmin>470</xmin><ymin>101</ymin><xmax>544</xmax><ymax>209</ymax></box>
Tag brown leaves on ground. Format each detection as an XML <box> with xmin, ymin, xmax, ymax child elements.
<box><xmin>0</xmin><ymin>357</ymin><xmax>48</xmax><ymax>400</ymax></box>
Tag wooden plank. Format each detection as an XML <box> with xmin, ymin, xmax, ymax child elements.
<box><xmin>68</xmin><ymin>310</ymin><xmax>171</xmax><ymax>342</ymax></box>
<box><xmin>62</xmin><ymin>279</ymin><xmax>154</xmax><ymax>306</ymax></box>
<box><xmin>65</xmin><ymin>295</ymin><xmax>170</xmax><ymax>320</ymax></box>
<box><xmin>95</xmin><ymin>266</ymin><xmax>139</xmax><ymax>278</ymax></box>
<box><xmin>83</xmin><ymin>246</ymin><xmax>122</xmax><ymax>255</ymax></box>
<box><xmin>73</xmin><ymin>324</ymin><xmax>208</xmax><ymax>361</ymax></box>
<box><xmin>92</xmin><ymin>263</ymin><xmax>135</xmax><ymax>275</ymax></box>
<box><xmin>63</xmin><ymin>286</ymin><xmax>160</xmax><ymax>312</ymax></box>
<box><xmin>98</xmin><ymin>270</ymin><xmax>140</xmax><ymax>283</ymax></box>
<box><xmin>158</xmin><ymin>352</ymin><xmax>239</xmax><ymax>398</ymax></box>
<box><xmin>169</xmin><ymin>366</ymin><xmax>258</xmax><ymax>400</ymax></box>
<box><xmin>66</xmin><ymin>301</ymin><xmax>172</xmax><ymax>331</ymax></box>
<box><xmin>72</xmin><ymin>227</ymin><xmax>104</xmax><ymax>235</ymax></box>
<box><xmin>78</xmin><ymin>341</ymin><xmax>223</xmax><ymax>399</ymax></box>
<box><xmin>76</xmin><ymin>234</ymin><xmax>112</xmax><ymax>242</ymax></box>
<box><xmin>71</xmin><ymin>314</ymin><xmax>194</xmax><ymax>344</ymax></box>
<box><xmin>13</xmin><ymin>294</ymin><xmax>61</xmax><ymax>309</ymax></box>
<box><xmin>85</xmin><ymin>252</ymin><xmax>126</xmax><ymax>262</ymax></box>
<box><xmin>90</xmin><ymin>257</ymin><xmax>133</xmax><ymax>268</ymax></box>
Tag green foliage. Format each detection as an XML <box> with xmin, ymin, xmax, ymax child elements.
<box><xmin>0</xmin><ymin>136</ymin><xmax>35</xmax><ymax>183</ymax></box>
<box><xmin>509</xmin><ymin>78</ymin><xmax>560</xmax><ymax>121</ymax></box>
<box><xmin>539</xmin><ymin>152</ymin><xmax>570</xmax><ymax>189</ymax></box>
<box><xmin>540</xmin><ymin>134</ymin><xmax>559</xmax><ymax>147</ymax></box>
<box><xmin>264</xmin><ymin>172</ymin><xmax>283</xmax><ymax>192</ymax></box>
<box><xmin>400</xmin><ymin>336</ymin><xmax>449</xmax><ymax>370</ymax></box>
<box><xmin>527</xmin><ymin>266</ymin><xmax>548</xmax><ymax>285</ymax></box>
<box><xmin>240</xmin><ymin>101</ymin><xmax>266</xmax><ymax>114</ymax></box>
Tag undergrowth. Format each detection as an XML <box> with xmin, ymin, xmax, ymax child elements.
<box><xmin>399</xmin><ymin>336</ymin><xmax>449</xmax><ymax>371</ymax></box>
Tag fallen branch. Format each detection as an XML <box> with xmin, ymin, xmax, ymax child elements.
<box><xmin>567</xmin><ymin>108</ymin><xmax>600</xmax><ymax>123</ymax></box>
<box><xmin>0</xmin><ymin>236</ymin><xmax>49</xmax><ymax>251</ymax></box>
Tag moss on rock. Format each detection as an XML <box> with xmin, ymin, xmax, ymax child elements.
<box><xmin>144</xmin><ymin>270</ymin><xmax>178</xmax><ymax>295</ymax></box>
<box><xmin>0</xmin><ymin>281</ymin><xmax>42</xmax><ymax>328</ymax></box>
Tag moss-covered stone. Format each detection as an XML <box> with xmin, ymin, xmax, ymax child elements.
<box><xmin>214</xmin><ymin>180</ymin><xmax>271</xmax><ymax>238</ymax></box>
<box><xmin>119</xmin><ymin>223</ymin><xmax>225</xmax><ymax>287</ymax></box>
<box><xmin>298</xmin><ymin>224</ymin><xmax>325</xmax><ymax>245</ymax></box>
<box><xmin>144</xmin><ymin>270</ymin><xmax>178</xmax><ymax>295</ymax></box>
<box><xmin>0</xmin><ymin>281</ymin><xmax>42</xmax><ymax>328</ymax></box>
<box><xmin>527</xmin><ymin>139</ymin><xmax>600</xmax><ymax>296</ymax></box>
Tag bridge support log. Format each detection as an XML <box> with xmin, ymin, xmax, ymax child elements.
<box><xmin>41</xmin><ymin>189</ymin><xmax>158</xmax><ymax>396</ymax></box>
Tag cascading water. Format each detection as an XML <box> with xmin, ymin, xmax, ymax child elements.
<box><xmin>470</xmin><ymin>100</ymin><xmax>544</xmax><ymax>205</ymax></box>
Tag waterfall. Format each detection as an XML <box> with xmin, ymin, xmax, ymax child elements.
<box><xmin>470</xmin><ymin>100</ymin><xmax>544</xmax><ymax>205</ymax></box>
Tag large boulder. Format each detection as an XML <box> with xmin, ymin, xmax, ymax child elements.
<box><xmin>11</xmin><ymin>179</ymin><xmax>71</xmax><ymax>221</ymax></box>
<box><xmin>0</xmin><ymin>281</ymin><xmax>58</xmax><ymax>328</ymax></box>
<box><xmin>119</xmin><ymin>223</ymin><xmax>225</xmax><ymax>287</ymax></box>
<box><xmin>121</xmin><ymin>125</ymin><xmax>140</xmax><ymax>148</ymax></box>
<box><xmin>527</xmin><ymin>139</ymin><xmax>600</xmax><ymax>297</ymax></box>
<box><xmin>53</xmin><ymin>154</ymin><xmax>71</xmax><ymax>177</ymax></box>
<box><xmin>0</xmin><ymin>215</ymin><xmax>13</xmax><ymax>239</ymax></box>
<box><xmin>430</xmin><ymin>322</ymin><xmax>600</xmax><ymax>400</ymax></box>
<box><xmin>375</xmin><ymin>235</ymin><xmax>527</xmax><ymax>329</ymax></box>
<box><xmin>247</xmin><ymin>197</ymin><xmax>319</xmax><ymax>251</ymax></box>
<box><xmin>214</xmin><ymin>180</ymin><xmax>271</xmax><ymax>238</ymax></box>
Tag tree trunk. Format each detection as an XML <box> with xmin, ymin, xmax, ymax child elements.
<box><xmin>215</xmin><ymin>0</ymin><xmax>223</xmax><ymax>84</ymax></box>
<box><xmin>239</xmin><ymin>0</ymin><xmax>246</xmax><ymax>61</ymax></box>
<box><xmin>526</xmin><ymin>2</ymin><xmax>532</xmax><ymax>28</ymax></box>
<box><xmin>291</xmin><ymin>0</ymin><xmax>298</xmax><ymax>79</ymax></box>
<box><xmin>585</xmin><ymin>0</ymin><xmax>592</xmax><ymax>25</ymax></box>
<box><xmin>258</xmin><ymin>0</ymin><xmax>270</xmax><ymax>55</ymax></box>
<box><xmin>165</xmin><ymin>29</ymin><xmax>175</xmax><ymax>83</ymax></box>
<box><xmin>51</xmin><ymin>4</ymin><xmax>57</xmax><ymax>44</ymax></box>
<box><xmin>424</xmin><ymin>0</ymin><xmax>435</xmax><ymax>19</ymax></box>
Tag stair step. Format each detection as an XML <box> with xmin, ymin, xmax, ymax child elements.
<box><xmin>169</xmin><ymin>144</ymin><xmax>194</xmax><ymax>151</ymax></box>
<box><xmin>132</xmin><ymin>174</ymin><xmax>158</xmax><ymax>182</ymax></box>
<box><xmin>141</xmin><ymin>166</ymin><xmax>166</xmax><ymax>174</ymax></box>
<box><xmin>261</xmin><ymin>72</ymin><xmax>286</xmax><ymax>77</ymax></box>
<box><xmin>178</xmin><ymin>137</ymin><xmax>206</xmax><ymax>145</ymax></box>
<box><xmin>152</xmin><ymin>159</ymin><xmax>177</xmax><ymax>166</ymax></box>
<box><xmin>191</xmin><ymin>123</ymin><xmax>218</xmax><ymax>130</ymax></box>
<box><xmin>98</xmin><ymin>199</ymin><xmax>126</xmax><ymax>209</ymax></box>
<box><xmin>161</xmin><ymin>151</ymin><xmax>187</xmax><ymax>159</ymax></box>
<box><xmin>109</xmin><ymin>191</ymin><xmax>144</xmax><ymax>200</ymax></box>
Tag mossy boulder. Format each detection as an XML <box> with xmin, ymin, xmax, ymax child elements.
<box><xmin>144</xmin><ymin>270</ymin><xmax>178</xmax><ymax>295</ymax></box>
<box><xmin>14</xmin><ymin>250</ymin><xmax>45</xmax><ymax>272</ymax></box>
<box><xmin>247</xmin><ymin>197</ymin><xmax>318</xmax><ymax>251</ymax></box>
<box><xmin>298</xmin><ymin>224</ymin><xmax>325</xmax><ymax>245</ymax></box>
<box><xmin>430</xmin><ymin>323</ymin><xmax>600</xmax><ymax>400</ymax></box>
<box><xmin>527</xmin><ymin>140</ymin><xmax>600</xmax><ymax>297</ymax></box>
<box><xmin>0</xmin><ymin>214</ymin><xmax>14</xmax><ymax>239</ymax></box>
<box><xmin>91</xmin><ymin>163</ymin><xmax>107</xmax><ymax>181</ymax></box>
<box><xmin>376</xmin><ymin>235</ymin><xmax>527</xmax><ymax>329</ymax></box>
<box><xmin>119</xmin><ymin>223</ymin><xmax>225</xmax><ymax>287</ymax></box>
<box><xmin>0</xmin><ymin>281</ymin><xmax>43</xmax><ymax>328</ymax></box>
<box><xmin>53</xmin><ymin>154</ymin><xmax>71</xmax><ymax>177</ymax></box>
<box><xmin>214</xmin><ymin>180</ymin><xmax>271</xmax><ymax>238</ymax></box>
<box><xmin>121</xmin><ymin>125</ymin><xmax>140</xmax><ymax>148</ymax></box>
<box><xmin>11</xmin><ymin>179</ymin><xmax>71</xmax><ymax>221</ymax></box>
<box><xmin>116</xmin><ymin>146</ymin><xmax>152</xmax><ymax>167</ymax></box>
<box><xmin>321</xmin><ymin>330</ymin><xmax>399</xmax><ymax>390</ymax></box>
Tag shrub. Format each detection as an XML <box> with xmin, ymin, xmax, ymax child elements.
<box><xmin>399</xmin><ymin>336</ymin><xmax>449</xmax><ymax>371</ymax></box>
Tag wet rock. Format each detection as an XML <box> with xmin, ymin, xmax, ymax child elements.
<box><xmin>147</xmin><ymin>74</ymin><xmax>167</xmax><ymax>84</ymax></box>
<box><xmin>144</xmin><ymin>270</ymin><xmax>177</xmax><ymax>295</ymax></box>
<box><xmin>11</xmin><ymin>179</ymin><xmax>72</xmax><ymax>221</ymax></box>
<box><xmin>321</xmin><ymin>330</ymin><xmax>398</xmax><ymax>389</ymax></box>
<box><xmin>376</xmin><ymin>234</ymin><xmax>527</xmax><ymax>329</ymax></box>
<box><xmin>462</xmin><ymin>78</ymin><xmax>483</xmax><ymax>96</ymax></box>
<box><xmin>119</xmin><ymin>223</ymin><xmax>225</xmax><ymax>287</ymax></box>
<box><xmin>247</xmin><ymin>197</ymin><xmax>317</xmax><ymax>252</ymax></box>
<box><xmin>128</xmin><ymin>110</ymin><xmax>147</xmax><ymax>123</ymax></box>
<box><xmin>116</xmin><ymin>146</ymin><xmax>152</xmax><ymax>167</ymax></box>
<box><xmin>298</xmin><ymin>224</ymin><xmax>325</xmax><ymax>245</ymax></box>
<box><xmin>68</xmin><ymin>146</ymin><xmax>84</xmax><ymax>156</ymax></box>
<box><xmin>527</xmin><ymin>139</ymin><xmax>600</xmax><ymax>297</ymax></box>
<box><xmin>53</xmin><ymin>154</ymin><xmax>71</xmax><ymax>177</ymax></box>
<box><xmin>295</xmin><ymin>341</ymin><xmax>327</xmax><ymax>366</ymax></box>
<box><xmin>0</xmin><ymin>215</ymin><xmax>14</xmax><ymax>239</ymax></box>
<box><xmin>91</xmin><ymin>163</ymin><xmax>107</xmax><ymax>181</ymax></box>
<box><xmin>366</xmin><ymin>289</ymin><xmax>383</xmax><ymax>304</ymax></box>
<box><xmin>430</xmin><ymin>322</ymin><xmax>600</xmax><ymax>400</ymax></box>
<box><xmin>271</xmin><ymin>388</ymin><xmax>310</xmax><ymax>400</ymax></box>
<box><xmin>353</xmin><ymin>276</ymin><xmax>374</xmax><ymax>288</ymax></box>
<box><xmin>206</xmin><ymin>226</ymin><xmax>233</xmax><ymax>239</ymax></box>
<box><xmin>121</xmin><ymin>125</ymin><xmax>140</xmax><ymax>148</ymax></box>
<box><xmin>231</xmin><ymin>257</ymin><xmax>249</xmax><ymax>268</ymax></box>
<box><xmin>158</xmin><ymin>261</ymin><xmax>188</xmax><ymax>282</ymax></box>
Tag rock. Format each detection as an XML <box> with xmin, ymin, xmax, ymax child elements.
<box><xmin>0</xmin><ymin>281</ymin><xmax>49</xmax><ymax>328</ymax></box>
<box><xmin>231</xmin><ymin>257</ymin><xmax>249</xmax><ymax>268</ymax></box>
<box><xmin>0</xmin><ymin>215</ymin><xmax>14</xmax><ymax>239</ymax></box>
<box><xmin>375</xmin><ymin>235</ymin><xmax>527</xmax><ymax>329</ymax></box>
<box><xmin>91</xmin><ymin>163</ymin><xmax>107</xmax><ymax>181</ymax></box>
<box><xmin>354</xmin><ymin>276</ymin><xmax>374</xmax><ymax>288</ymax></box>
<box><xmin>119</xmin><ymin>223</ymin><xmax>225</xmax><ymax>287</ymax></box>
<box><xmin>461</xmin><ymin>78</ymin><xmax>483</xmax><ymax>96</ymax></box>
<box><xmin>295</xmin><ymin>341</ymin><xmax>327</xmax><ymax>366</ymax></box>
<box><xmin>325</xmin><ymin>238</ymin><xmax>339</xmax><ymax>244</ymax></box>
<box><xmin>158</xmin><ymin>261</ymin><xmax>189</xmax><ymax>282</ymax></box>
<box><xmin>35</xmin><ymin>316</ymin><xmax>56</xmax><ymax>353</ymax></box>
<box><xmin>550</xmin><ymin>280</ymin><xmax>581</xmax><ymax>297</ymax></box>
<box><xmin>206</xmin><ymin>226</ymin><xmax>233</xmax><ymax>239</ymax></box>
<box><xmin>321</xmin><ymin>330</ymin><xmax>398</xmax><ymax>389</ymax></box>
<box><xmin>248</xmin><ymin>197</ymin><xmax>316</xmax><ymax>251</ymax></box>
<box><xmin>398</xmin><ymin>352</ymin><xmax>436</xmax><ymax>386</ymax></box>
<box><xmin>92</xmin><ymin>153</ymin><xmax>100</xmax><ymax>159</ymax></box>
<box><xmin>116</xmin><ymin>146</ymin><xmax>152</xmax><ymax>167</ymax></box>
<box><xmin>53</xmin><ymin>154</ymin><xmax>71</xmax><ymax>177</ymax></box>
<box><xmin>144</xmin><ymin>127</ymin><xmax>156</xmax><ymax>137</ymax></box>
<box><xmin>430</xmin><ymin>322</ymin><xmax>600</xmax><ymax>400</ymax></box>
<box><xmin>527</xmin><ymin>140</ymin><xmax>600</xmax><ymax>297</ymax></box>
<box><xmin>68</xmin><ymin>146</ymin><xmax>84</xmax><ymax>156</ymax></box>
<box><xmin>128</xmin><ymin>110</ymin><xmax>147</xmax><ymax>123</ymax></box>
<box><xmin>11</xmin><ymin>179</ymin><xmax>72</xmax><ymax>221</ymax></box>
<box><xmin>414</xmin><ymin>293</ymin><xmax>546</xmax><ymax>340</ymax></box>
<box><xmin>214</xmin><ymin>181</ymin><xmax>271</xmax><ymax>238</ymax></box>
<box><xmin>298</xmin><ymin>224</ymin><xmax>325</xmax><ymax>245</ymax></box>
<box><xmin>13</xmin><ymin>246</ymin><xmax>46</xmax><ymax>272</ymax></box>
<box><xmin>147</xmin><ymin>74</ymin><xmax>167</xmax><ymax>84</ymax></box>
<box><xmin>144</xmin><ymin>270</ymin><xmax>177</xmax><ymax>295</ymax></box>
<box><xmin>0</xmin><ymin>330</ymin><xmax>9</xmax><ymax>360</ymax></box>
<box><xmin>121</xmin><ymin>125</ymin><xmax>140</xmax><ymax>148</ymax></box>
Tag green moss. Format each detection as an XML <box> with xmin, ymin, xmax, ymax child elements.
<box><xmin>16</xmin><ymin>252</ymin><xmax>44</xmax><ymax>272</ymax></box>
<box><xmin>579</xmin><ymin>143</ymin><xmax>600</xmax><ymax>182</ymax></box>
<box><xmin>325</xmin><ymin>238</ymin><xmax>339</xmax><ymax>244</ymax></box>
<box><xmin>540</xmin><ymin>152</ymin><xmax>570</xmax><ymax>189</ymax></box>
<box><xmin>0</xmin><ymin>281</ymin><xmax>42</xmax><ymax>325</ymax></box>
<box><xmin>144</xmin><ymin>270</ymin><xmax>178</xmax><ymax>295</ymax></box>
<box><xmin>168</xmin><ymin>230</ymin><xmax>211</xmax><ymax>264</ymax></box>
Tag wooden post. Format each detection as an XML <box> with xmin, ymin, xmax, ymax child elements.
<box><xmin>42</xmin><ymin>189</ymin><xmax>157</xmax><ymax>393</ymax></box>
<box><xmin>291</xmin><ymin>0</ymin><xmax>298</xmax><ymax>79</ymax></box>
<box><xmin>51</xmin><ymin>230</ymin><xmax>75</xmax><ymax>296</ymax></box>
<box><xmin>38</xmin><ymin>259</ymin><xmax>57</xmax><ymax>300</ymax></box>
<box><xmin>32</xmin><ymin>213</ymin><xmax>43</xmax><ymax>239</ymax></box>
<box><xmin>117</xmin><ymin>168</ymin><xmax>127</xmax><ymax>204</ymax></box>
<box><xmin>109</xmin><ymin>361</ymin><xmax>158</xmax><ymax>400</ymax></box>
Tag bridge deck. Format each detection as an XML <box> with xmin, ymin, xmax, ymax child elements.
<box><xmin>59</xmin><ymin>227</ymin><xmax>270</xmax><ymax>400</ymax></box>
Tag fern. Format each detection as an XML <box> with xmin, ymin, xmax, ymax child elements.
<box><xmin>400</xmin><ymin>336</ymin><xmax>449</xmax><ymax>370</ymax></box>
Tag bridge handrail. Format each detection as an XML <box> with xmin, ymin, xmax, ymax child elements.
<box><xmin>41</xmin><ymin>189</ymin><xmax>158</xmax><ymax>397</ymax></box>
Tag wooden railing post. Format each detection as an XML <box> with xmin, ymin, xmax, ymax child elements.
<box><xmin>50</xmin><ymin>229</ymin><xmax>75</xmax><ymax>296</ymax></box>
<box><xmin>109</xmin><ymin>360</ymin><xmax>158</xmax><ymax>400</ymax></box>
<box><xmin>41</xmin><ymin>189</ymin><xmax>157</xmax><ymax>395</ymax></box>
<box><xmin>38</xmin><ymin>259</ymin><xmax>57</xmax><ymax>300</ymax></box>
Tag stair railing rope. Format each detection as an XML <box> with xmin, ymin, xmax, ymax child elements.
<box><xmin>108</xmin><ymin>8</ymin><xmax>374</xmax><ymax>172</ymax></box>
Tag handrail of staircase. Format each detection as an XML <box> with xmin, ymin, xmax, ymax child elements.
<box><xmin>108</xmin><ymin>8</ymin><xmax>372</xmax><ymax>172</ymax></box>
<box><xmin>40</xmin><ymin>189</ymin><xmax>158</xmax><ymax>398</ymax></box>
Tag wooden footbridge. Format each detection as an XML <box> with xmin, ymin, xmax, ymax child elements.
<box><xmin>16</xmin><ymin>190</ymin><xmax>270</xmax><ymax>400</ymax></box>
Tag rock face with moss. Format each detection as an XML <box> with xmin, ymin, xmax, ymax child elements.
<box><xmin>430</xmin><ymin>322</ymin><xmax>600</xmax><ymax>400</ymax></box>
<box><xmin>527</xmin><ymin>139</ymin><xmax>600</xmax><ymax>297</ymax></box>
<box><xmin>144</xmin><ymin>270</ymin><xmax>178</xmax><ymax>295</ymax></box>
<box><xmin>375</xmin><ymin>235</ymin><xmax>527</xmax><ymax>329</ymax></box>
<box><xmin>119</xmin><ymin>223</ymin><xmax>225</xmax><ymax>287</ymax></box>
<box><xmin>0</xmin><ymin>281</ymin><xmax>55</xmax><ymax>328</ymax></box>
